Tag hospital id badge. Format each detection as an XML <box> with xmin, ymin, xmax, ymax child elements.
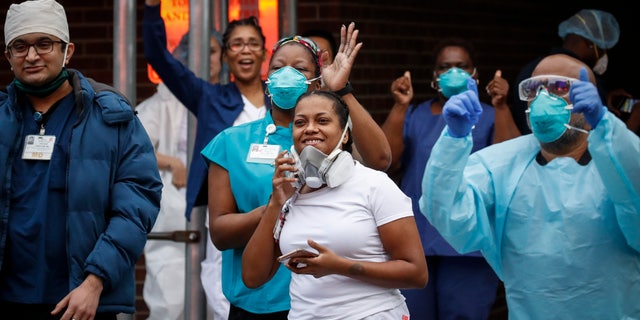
<box><xmin>247</xmin><ymin>143</ymin><xmax>281</xmax><ymax>164</ymax></box>
<box><xmin>22</xmin><ymin>134</ymin><xmax>56</xmax><ymax>160</ymax></box>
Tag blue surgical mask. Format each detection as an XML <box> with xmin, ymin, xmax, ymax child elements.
<box><xmin>437</xmin><ymin>67</ymin><xmax>473</xmax><ymax>98</ymax></box>
<box><xmin>526</xmin><ymin>88</ymin><xmax>572</xmax><ymax>143</ymax></box>
<box><xmin>266</xmin><ymin>66</ymin><xmax>319</xmax><ymax>110</ymax></box>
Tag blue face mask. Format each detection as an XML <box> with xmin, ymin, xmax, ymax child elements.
<box><xmin>266</xmin><ymin>66</ymin><xmax>319</xmax><ymax>110</ymax></box>
<box><xmin>527</xmin><ymin>88</ymin><xmax>572</xmax><ymax>143</ymax></box>
<box><xmin>437</xmin><ymin>67</ymin><xmax>472</xmax><ymax>98</ymax></box>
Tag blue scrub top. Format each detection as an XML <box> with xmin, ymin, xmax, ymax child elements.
<box><xmin>400</xmin><ymin>98</ymin><xmax>494</xmax><ymax>256</ymax></box>
<box><xmin>1</xmin><ymin>93</ymin><xmax>76</xmax><ymax>303</ymax></box>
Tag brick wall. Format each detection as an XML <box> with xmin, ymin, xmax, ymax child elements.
<box><xmin>0</xmin><ymin>1</ymin><xmax>633</xmax><ymax>319</ymax></box>
<box><xmin>1</xmin><ymin>1</ymin><xmax>634</xmax><ymax>115</ymax></box>
<box><xmin>297</xmin><ymin>0</ymin><xmax>633</xmax><ymax>123</ymax></box>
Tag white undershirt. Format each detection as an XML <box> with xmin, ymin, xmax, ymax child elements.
<box><xmin>233</xmin><ymin>95</ymin><xmax>266</xmax><ymax>126</ymax></box>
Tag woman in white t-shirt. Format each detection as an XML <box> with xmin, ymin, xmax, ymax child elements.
<box><xmin>242</xmin><ymin>90</ymin><xmax>428</xmax><ymax>320</ymax></box>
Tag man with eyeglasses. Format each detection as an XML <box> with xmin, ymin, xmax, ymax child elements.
<box><xmin>0</xmin><ymin>1</ymin><xmax>162</xmax><ymax>319</ymax></box>
<box><xmin>510</xmin><ymin>9</ymin><xmax>620</xmax><ymax>136</ymax></box>
<box><xmin>420</xmin><ymin>53</ymin><xmax>640</xmax><ymax>318</ymax></box>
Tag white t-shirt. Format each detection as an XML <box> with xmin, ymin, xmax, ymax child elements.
<box><xmin>279</xmin><ymin>161</ymin><xmax>413</xmax><ymax>319</ymax></box>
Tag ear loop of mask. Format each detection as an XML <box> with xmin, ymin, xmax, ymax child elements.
<box><xmin>327</xmin><ymin>116</ymin><xmax>352</xmax><ymax>159</ymax></box>
<box><xmin>552</xmin><ymin>85</ymin><xmax>591</xmax><ymax>135</ymax></box>
<box><xmin>62</xmin><ymin>43</ymin><xmax>69</xmax><ymax>68</ymax></box>
<box><xmin>563</xmin><ymin>105</ymin><xmax>590</xmax><ymax>135</ymax></box>
<box><xmin>306</xmin><ymin>75</ymin><xmax>322</xmax><ymax>86</ymax></box>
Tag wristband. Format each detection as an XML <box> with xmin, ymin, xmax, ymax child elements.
<box><xmin>334</xmin><ymin>82</ymin><xmax>353</xmax><ymax>96</ymax></box>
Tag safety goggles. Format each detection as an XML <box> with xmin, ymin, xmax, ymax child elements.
<box><xmin>518</xmin><ymin>75</ymin><xmax>579</xmax><ymax>101</ymax></box>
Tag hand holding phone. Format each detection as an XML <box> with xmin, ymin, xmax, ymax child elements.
<box><xmin>283</xmin><ymin>150</ymin><xmax>302</xmax><ymax>189</ymax></box>
<box><xmin>277</xmin><ymin>248</ymin><xmax>318</xmax><ymax>263</ymax></box>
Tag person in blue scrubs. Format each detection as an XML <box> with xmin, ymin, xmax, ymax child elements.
<box><xmin>421</xmin><ymin>53</ymin><xmax>640</xmax><ymax>319</ymax></box>
<box><xmin>381</xmin><ymin>38</ymin><xmax>518</xmax><ymax>320</ymax></box>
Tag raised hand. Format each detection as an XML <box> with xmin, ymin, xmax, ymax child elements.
<box><xmin>485</xmin><ymin>69</ymin><xmax>509</xmax><ymax>109</ymax></box>
<box><xmin>321</xmin><ymin>22</ymin><xmax>362</xmax><ymax>92</ymax></box>
<box><xmin>443</xmin><ymin>77</ymin><xmax>483</xmax><ymax>137</ymax></box>
<box><xmin>570</xmin><ymin>68</ymin><xmax>605</xmax><ymax>128</ymax></box>
<box><xmin>391</xmin><ymin>70</ymin><xmax>413</xmax><ymax>106</ymax></box>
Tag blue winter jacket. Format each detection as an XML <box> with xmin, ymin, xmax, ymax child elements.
<box><xmin>0</xmin><ymin>69</ymin><xmax>162</xmax><ymax>314</ymax></box>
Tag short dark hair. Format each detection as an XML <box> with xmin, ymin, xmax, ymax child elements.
<box><xmin>431</xmin><ymin>37</ymin><xmax>477</xmax><ymax>66</ymax></box>
<box><xmin>222</xmin><ymin>16</ymin><xmax>266</xmax><ymax>51</ymax></box>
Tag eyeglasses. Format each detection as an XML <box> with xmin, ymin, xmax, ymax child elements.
<box><xmin>226</xmin><ymin>40</ymin><xmax>263</xmax><ymax>53</ymax></box>
<box><xmin>518</xmin><ymin>75</ymin><xmax>579</xmax><ymax>101</ymax></box>
<box><xmin>7</xmin><ymin>39</ymin><xmax>65</xmax><ymax>58</ymax></box>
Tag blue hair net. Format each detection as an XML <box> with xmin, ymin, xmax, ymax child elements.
<box><xmin>558</xmin><ymin>9</ymin><xmax>620</xmax><ymax>49</ymax></box>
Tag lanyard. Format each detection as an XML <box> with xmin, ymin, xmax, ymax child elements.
<box><xmin>33</xmin><ymin>102</ymin><xmax>61</xmax><ymax>135</ymax></box>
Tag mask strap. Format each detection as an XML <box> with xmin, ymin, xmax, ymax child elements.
<box><xmin>589</xmin><ymin>9</ymin><xmax>607</xmax><ymax>60</ymax></box>
<box><xmin>564</xmin><ymin>104</ymin><xmax>589</xmax><ymax>134</ymax></box>
<box><xmin>327</xmin><ymin>116</ymin><xmax>351</xmax><ymax>160</ymax></box>
<box><xmin>305</xmin><ymin>75</ymin><xmax>322</xmax><ymax>85</ymax></box>
<box><xmin>562</xmin><ymin>103</ymin><xmax>589</xmax><ymax>134</ymax></box>
<box><xmin>575</xmin><ymin>12</ymin><xmax>604</xmax><ymax>60</ymax></box>
<box><xmin>62</xmin><ymin>43</ymin><xmax>69</xmax><ymax>68</ymax></box>
<box><xmin>564</xmin><ymin>123</ymin><xmax>589</xmax><ymax>135</ymax></box>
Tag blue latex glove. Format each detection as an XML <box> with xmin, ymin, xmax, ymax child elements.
<box><xmin>443</xmin><ymin>77</ymin><xmax>483</xmax><ymax>138</ymax></box>
<box><xmin>569</xmin><ymin>68</ymin><xmax>605</xmax><ymax>128</ymax></box>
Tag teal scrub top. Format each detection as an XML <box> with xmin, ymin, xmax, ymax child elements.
<box><xmin>201</xmin><ymin>111</ymin><xmax>293</xmax><ymax>314</ymax></box>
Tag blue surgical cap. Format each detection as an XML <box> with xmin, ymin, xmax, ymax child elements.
<box><xmin>558</xmin><ymin>9</ymin><xmax>620</xmax><ymax>50</ymax></box>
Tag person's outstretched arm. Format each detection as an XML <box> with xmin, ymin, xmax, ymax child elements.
<box><xmin>572</xmin><ymin>68</ymin><xmax>640</xmax><ymax>250</ymax></box>
<box><xmin>486</xmin><ymin>69</ymin><xmax>521</xmax><ymax>143</ymax></box>
<box><xmin>382</xmin><ymin>70</ymin><xmax>413</xmax><ymax>176</ymax></box>
<box><xmin>143</xmin><ymin>0</ymin><xmax>209</xmax><ymax>115</ymax></box>
<box><xmin>320</xmin><ymin>23</ymin><xmax>392</xmax><ymax>171</ymax></box>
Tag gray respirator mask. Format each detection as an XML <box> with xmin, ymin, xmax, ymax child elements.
<box><xmin>288</xmin><ymin>117</ymin><xmax>354</xmax><ymax>188</ymax></box>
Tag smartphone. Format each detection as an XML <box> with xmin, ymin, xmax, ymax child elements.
<box><xmin>283</xmin><ymin>150</ymin><xmax>302</xmax><ymax>189</ymax></box>
<box><xmin>277</xmin><ymin>248</ymin><xmax>318</xmax><ymax>263</ymax></box>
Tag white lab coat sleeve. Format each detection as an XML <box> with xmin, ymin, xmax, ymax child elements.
<box><xmin>588</xmin><ymin>111</ymin><xmax>640</xmax><ymax>252</ymax></box>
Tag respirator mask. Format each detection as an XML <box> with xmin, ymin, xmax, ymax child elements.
<box><xmin>434</xmin><ymin>67</ymin><xmax>476</xmax><ymax>98</ymax></box>
<box><xmin>266</xmin><ymin>66</ymin><xmax>321</xmax><ymax>109</ymax></box>
<box><xmin>288</xmin><ymin>117</ymin><xmax>354</xmax><ymax>188</ymax></box>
